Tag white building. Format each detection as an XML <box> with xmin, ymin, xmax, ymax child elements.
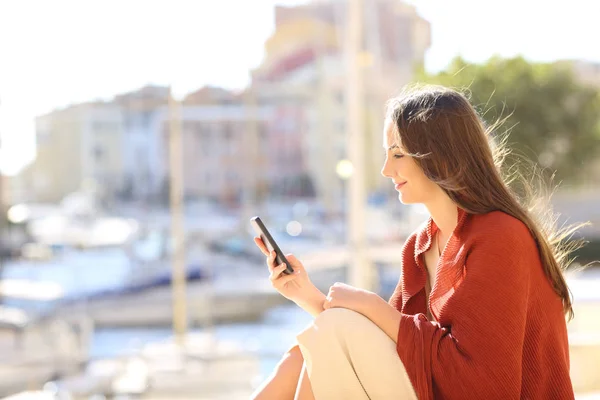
<box><xmin>29</xmin><ymin>102</ymin><xmax>123</xmax><ymax>204</ymax></box>
<box><xmin>116</xmin><ymin>85</ymin><xmax>170</xmax><ymax>202</ymax></box>
<box><xmin>252</xmin><ymin>0</ymin><xmax>431</xmax><ymax>214</ymax></box>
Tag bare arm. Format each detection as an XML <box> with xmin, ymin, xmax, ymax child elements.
<box><xmin>359</xmin><ymin>293</ymin><xmax>403</xmax><ymax>343</ymax></box>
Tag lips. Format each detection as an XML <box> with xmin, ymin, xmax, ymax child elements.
<box><xmin>394</xmin><ymin>182</ymin><xmax>407</xmax><ymax>190</ymax></box>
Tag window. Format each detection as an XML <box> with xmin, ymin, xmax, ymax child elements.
<box><xmin>223</xmin><ymin>125</ymin><xmax>232</xmax><ymax>141</ymax></box>
<box><xmin>94</xmin><ymin>145</ymin><xmax>105</xmax><ymax>161</ymax></box>
<box><xmin>195</xmin><ymin>123</ymin><xmax>204</xmax><ymax>135</ymax></box>
<box><xmin>201</xmin><ymin>133</ymin><xmax>211</xmax><ymax>156</ymax></box>
<box><xmin>259</xmin><ymin>126</ymin><xmax>268</xmax><ymax>147</ymax></box>
<box><xmin>211</xmin><ymin>123</ymin><xmax>223</xmax><ymax>135</ymax></box>
<box><xmin>183</xmin><ymin>121</ymin><xmax>194</xmax><ymax>133</ymax></box>
<box><xmin>141</xmin><ymin>111</ymin><xmax>152</xmax><ymax>128</ymax></box>
<box><xmin>226</xmin><ymin>171</ymin><xmax>238</xmax><ymax>181</ymax></box>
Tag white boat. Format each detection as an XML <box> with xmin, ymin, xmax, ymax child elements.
<box><xmin>11</xmin><ymin>192</ymin><xmax>139</xmax><ymax>250</ymax></box>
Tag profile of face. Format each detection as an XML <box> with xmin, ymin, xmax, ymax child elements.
<box><xmin>380</xmin><ymin>118</ymin><xmax>443</xmax><ymax>205</ymax></box>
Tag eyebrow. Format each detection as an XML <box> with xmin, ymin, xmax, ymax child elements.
<box><xmin>387</xmin><ymin>144</ymin><xmax>399</xmax><ymax>151</ymax></box>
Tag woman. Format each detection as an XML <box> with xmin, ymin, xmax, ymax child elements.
<box><xmin>251</xmin><ymin>85</ymin><xmax>577</xmax><ymax>399</ymax></box>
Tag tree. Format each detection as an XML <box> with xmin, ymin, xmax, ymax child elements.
<box><xmin>416</xmin><ymin>56</ymin><xmax>600</xmax><ymax>183</ymax></box>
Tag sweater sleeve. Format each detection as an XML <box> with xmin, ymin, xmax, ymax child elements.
<box><xmin>396</xmin><ymin>223</ymin><xmax>533</xmax><ymax>400</ymax></box>
<box><xmin>388</xmin><ymin>231</ymin><xmax>418</xmax><ymax>310</ymax></box>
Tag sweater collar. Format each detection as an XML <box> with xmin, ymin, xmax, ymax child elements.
<box><xmin>407</xmin><ymin>206</ymin><xmax>470</xmax><ymax>320</ymax></box>
<box><xmin>414</xmin><ymin>206</ymin><xmax>468</xmax><ymax>261</ymax></box>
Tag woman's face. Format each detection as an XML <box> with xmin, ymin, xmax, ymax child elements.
<box><xmin>380</xmin><ymin>119</ymin><xmax>441</xmax><ymax>205</ymax></box>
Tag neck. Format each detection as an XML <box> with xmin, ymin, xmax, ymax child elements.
<box><xmin>425</xmin><ymin>194</ymin><xmax>459</xmax><ymax>238</ymax></box>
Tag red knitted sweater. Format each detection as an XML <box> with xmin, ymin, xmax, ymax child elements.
<box><xmin>388</xmin><ymin>208</ymin><xmax>574</xmax><ymax>399</ymax></box>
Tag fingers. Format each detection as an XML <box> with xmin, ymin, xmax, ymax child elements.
<box><xmin>323</xmin><ymin>283</ymin><xmax>342</xmax><ymax>309</ymax></box>
<box><xmin>269</xmin><ymin>263</ymin><xmax>288</xmax><ymax>282</ymax></box>
<box><xmin>254</xmin><ymin>237</ymin><xmax>269</xmax><ymax>256</ymax></box>
<box><xmin>270</xmin><ymin>263</ymin><xmax>299</xmax><ymax>288</ymax></box>
<box><xmin>266</xmin><ymin>250</ymin><xmax>277</xmax><ymax>272</ymax></box>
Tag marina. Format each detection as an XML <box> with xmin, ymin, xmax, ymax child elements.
<box><xmin>1</xmin><ymin>268</ymin><xmax>599</xmax><ymax>399</ymax></box>
<box><xmin>1</xmin><ymin>237</ymin><xmax>599</xmax><ymax>398</ymax></box>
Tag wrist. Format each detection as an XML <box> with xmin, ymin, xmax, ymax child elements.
<box><xmin>296</xmin><ymin>286</ymin><xmax>326</xmax><ymax>317</ymax></box>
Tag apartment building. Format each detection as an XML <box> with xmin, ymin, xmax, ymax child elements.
<box><xmin>251</xmin><ymin>0</ymin><xmax>431</xmax><ymax>212</ymax></box>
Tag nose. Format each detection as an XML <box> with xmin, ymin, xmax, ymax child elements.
<box><xmin>381</xmin><ymin>157</ymin><xmax>392</xmax><ymax>178</ymax></box>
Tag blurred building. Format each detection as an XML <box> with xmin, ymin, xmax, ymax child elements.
<box><xmin>29</xmin><ymin>102</ymin><xmax>124</xmax><ymax>204</ymax></box>
<box><xmin>19</xmin><ymin>0</ymin><xmax>431</xmax><ymax>210</ymax></box>
<box><xmin>252</xmin><ymin>0</ymin><xmax>430</xmax><ymax>213</ymax></box>
<box><xmin>0</xmin><ymin>173</ymin><xmax>7</xmax><ymax>206</ymax></box>
<box><xmin>0</xmin><ymin>137</ymin><xmax>6</xmax><ymax>207</ymax></box>
<box><xmin>262</xmin><ymin>99</ymin><xmax>311</xmax><ymax>198</ymax></box>
<box><xmin>20</xmin><ymin>84</ymin><xmax>309</xmax><ymax>208</ymax></box>
<box><xmin>172</xmin><ymin>87</ymin><xmax>309</xmax><ymax>205</ymax></box>
<box><xmin>115</xmin><ymin>85</ymin><xmax>170</xmax><ymax>203</ymax></box>
<box><xmin>0</xmin><ymin>172</ymin><xmax>29</xmax><ymax>206</ymax></box>
<box><xmin>24</xmin><ymin>85</ymin><xmax>169</xmax><ymax>206</ymax></box>
<box><xmin>174</xmin><ymin>104</ymin><xmax>268</xmax><ymax>204</ymax></box>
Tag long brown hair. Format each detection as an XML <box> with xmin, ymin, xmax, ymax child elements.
<box><xmin>386</xmin><ymin>84</ymin><xmax>585</xmax><ymax>320</ymax></box>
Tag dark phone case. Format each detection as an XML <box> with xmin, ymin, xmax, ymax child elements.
<box><xmin>250</xmin><ymin>216</ymin><xmax>294</xmax><ymax>275</ymax></box>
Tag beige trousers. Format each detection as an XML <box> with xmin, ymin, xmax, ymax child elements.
<box><xmin>296</xmin><ymin>308</ymin><xmax>418</xmax><ymax>400</ymax></box>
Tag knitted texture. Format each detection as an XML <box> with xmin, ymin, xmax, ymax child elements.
<box><xmin>388</xmin><ymin>208</ymin><xmax>574</xmax><ymax>399</ymax></box>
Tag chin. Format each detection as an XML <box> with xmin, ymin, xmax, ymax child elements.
<box><xmin>398</xmin><ymin>194</ymin><xmax>415</xmax><ymax>205</ymax></box>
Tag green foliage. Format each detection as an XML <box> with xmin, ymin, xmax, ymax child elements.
<box><xmin>416</xmin><ymin>56</ymin><xmax>600</xmax><ymax>182</ymax></box>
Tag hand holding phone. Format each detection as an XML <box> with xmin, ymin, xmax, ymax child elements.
<box><xmin>250</xmin><ymin>216</ymin><xmax>326</xmax><ymax>316</ymax></box>
<box><xmin>250</xmin><ymin>216</ymin><xmax>294</xmax><ymax>275</ymax></box>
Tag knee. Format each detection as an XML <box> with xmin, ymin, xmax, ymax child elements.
<box><xmin>296</xmin><ymin>309</ymin><xmax>371</xmax><ymax>355</ymax></box>
<box><xmin>313</xmin><ymin>308</ymin><xmax>369</xmax><ymax>334</ymax></box>
<box><xmin>296</xmin><ymin>308</ymin><xmax>370</xmax><ymax>349</ymax></box>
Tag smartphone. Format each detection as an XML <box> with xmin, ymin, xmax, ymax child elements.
<box><xmin>250</xmin><ymin>216</ymin><xmax>294</xmax><ymax>275</ymax></box>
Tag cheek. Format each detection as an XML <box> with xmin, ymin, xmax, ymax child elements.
<box><xmin>405</xmin><ymin>166</ymin><xmax>436</xmax><ymax>194</ymax></box>
<box><xmin>399</xmin><ymin>160</ymin><xmax>419</xmax><ymax>180</ymax></box>
<box><xmin>413</xmin><ymin>176</ymin><xmax>432</xmax><ymax>192</ymax></box>
<box><xmin>414</xmin><ymin>175</ymin><xmax>440</xmax><ymax>198</ymax></box>
<box><xmin>395</xmin><ymin>159</ymin><xmax>411</xmax><ymax>174</ymax></box>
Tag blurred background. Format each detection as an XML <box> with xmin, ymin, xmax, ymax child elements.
<box><xmin>0</xmin><ymin>0</ymin><xmax>599</xmax><ymax>398</ymax></box>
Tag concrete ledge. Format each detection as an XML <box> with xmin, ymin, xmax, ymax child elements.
<box><xmin>570</xmin><ymin>333</ymin><xmax>600</xmax><ymax>394</ymax></box>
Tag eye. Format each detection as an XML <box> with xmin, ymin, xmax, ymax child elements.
<box><xmin>393</xmin><ymin>154</ymin><xmax>404</xmax><ymax>159</ymax></box>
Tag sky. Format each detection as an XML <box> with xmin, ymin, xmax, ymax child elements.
<box><xmin>0</xmin><ymin>0</ymin><xmax>599</xmax><ymax>175</ymax></box>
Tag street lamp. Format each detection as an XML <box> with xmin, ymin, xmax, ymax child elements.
<box><xmin>335</xmin><ymin>159</ymin><xmax>354</xmax><ymax>180</ymax></box>
<box><xmin>7</xmin><ymin>204</ymin><xmax>30</xmax><ymax>224</ymax></box>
